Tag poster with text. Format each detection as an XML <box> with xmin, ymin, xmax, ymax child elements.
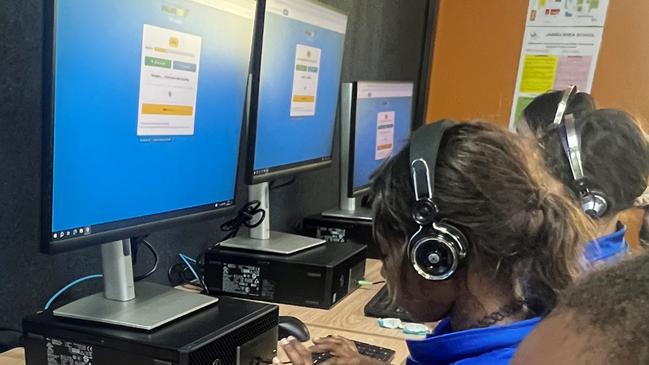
<box><xmin>509</xmin><ymin>0</ymin><xmax>608</xmax><ymax>129</ymax></box>
<box><xmin>526</xmin><ymin>0</ymin><xmax>608</xmax><ymax>27</ymax></box>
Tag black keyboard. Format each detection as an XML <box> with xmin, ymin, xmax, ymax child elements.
<box><xmin>364</xmin><ymin>286</ymin><xmax>413</xmax><ymax>322</ymax></box>
<box><xmin>312</xmin><ymin>340</ymin><xmax>395</xmax><ymax>364</ymax></box>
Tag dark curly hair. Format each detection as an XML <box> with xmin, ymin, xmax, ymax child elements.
<box><xmin>540</xmin><ymin>109</ymin><xmax>649</xmax><ymax>217</ymax></box>
<box><xmin>522</xmin><ymin>90</ymin><xmax>596</xmax><ymax>136</ymax></box>
<box><xmin>554</xmin><ymin>253</ymin><xmax>649</xmax><ymax>364</ymax></box>
<box><xmin>371</xmin><ymin>121</ymin><xmax>594</xmax><ymax>315</ymax></box>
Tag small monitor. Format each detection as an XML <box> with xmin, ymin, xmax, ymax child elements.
<box><xmin>246</xmin><ymin>0</ymin><xmax>348</xmax><ymax>184</ymax></box>
<box><xmin>41</xmin><ymin>0</ymin><xmax>256</xmax><ymax>329</ymax></box>
<box><xmin>323</xmin><ymin>81</ymin><xmax>413</xmax><ymax>221</ymax></box>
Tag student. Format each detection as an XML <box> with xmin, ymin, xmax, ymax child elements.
<box><xmin>516</xmin><ymin>88</ymin><xmax>595</xmax><ymax>137</ymax></box>
<box><xmin>277</xmin><ymin>120</ymin><xmax>592</xmax><ymax>365</ymax></box>
<box><xmin>511</xmin><ymin>253</ymin><xmax>649</xmax><ymax>365</ymax></box>
<box><xmin>539</xmin><ymin>102</ymin><xmax>649</xmax><ymax>265</ymax></box>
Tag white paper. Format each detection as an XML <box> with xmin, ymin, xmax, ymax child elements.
<box><xmin>526</xmin><ymin>0</ymin><xmax>609</xmax><ymax>27</ymax></box>
<box><xmin>509</xmin><ymin>0</ymin><xmax>608</xmax><ymax>128</ymax></box>
<box><xmin>375</xmin><ymin>111</ymin><xmax>395</xmax><ymax>160</ymax></box>
<box><xmin>137</xmin><ymin>25</ymin><xmax>202</xmax><ymax>136</ymax></box>
<box><xmin>290</xmin><ymin>44</ymin><xmax>321</xmax><ymax>117</ymax></box>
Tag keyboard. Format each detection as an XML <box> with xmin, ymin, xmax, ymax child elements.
<box><xmin>312</xmin><ymin>340</ymin><xmax>395</xmax><ymax>364</ymax></box>
<box><xmin>364</xmin><ymin>286</ymin><xmax>413</xmax><ymax>322</ymax></box>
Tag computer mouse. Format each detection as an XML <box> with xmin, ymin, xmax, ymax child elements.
<box><xmin>277</xmin><ymin>316</ymin><xmax>310</xmax><ymax>342</ymax></box>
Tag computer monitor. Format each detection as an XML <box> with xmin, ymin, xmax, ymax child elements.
<box><xmin>42</xmin><ymin>0</ymin><xmax>256</xmax><ymax>329</ymax></box>
<box><xmin>220</xmin><ymin>0</ymin><xmax>348</xmax><ymax>254</ymax></box>
<box><xmin>323</xmin><ymin>81</ymin><xmax>414</xmax><ymax>221</ymax></box>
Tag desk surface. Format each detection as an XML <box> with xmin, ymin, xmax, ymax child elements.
<box><xmin>0</xmin><ymin>259</ymin><xmax>413</xmax><ymax>364</ymax></box>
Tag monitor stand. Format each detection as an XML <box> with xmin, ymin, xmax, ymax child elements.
<box><xmin>54</xmin><ymin>239</ymin><xmax>218</xmax><ymax>330</ymax></box>
<box><xmin>219</xmin><ymin>182</ymin><xmax>326</xmax><ymax>255</ymax></box>
<box><xmin>322</xmin><ymin>196</ymin><xmax>373</xmax><ymax>221</ymax></box>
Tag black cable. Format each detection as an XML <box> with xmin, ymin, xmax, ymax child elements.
<box><xmin>168</xmin><ymin>201</ymin><xmax>267</xmax><ymax>291</ymax></box>
<box><xmin>269</xmin><ymin>177</ymin><xmax>296</xmax><ymax>191</ymax></box>
<box><xmin>134</xmin><ymin>239</ymin><xmax>159</xmax><ymax>281</ymax></box>
<box><xmin>218</xmin><ymin>200</ymin><xmax>266</xmax><ymax>242</ymax></box>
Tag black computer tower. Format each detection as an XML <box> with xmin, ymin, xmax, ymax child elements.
<box><xmin>301</xmin><ymin>214</ymin><xmax>381</xmax><ymax>259</ymax></box>
<box><xmin>204</xmin><ymin>242</ymin><xmax>366</xmax><ymax>309</ymax></box>
<box><xmin>23</xmin><ymin>297</ymin><xmax>278</xmax><ymax>365</ymax></box>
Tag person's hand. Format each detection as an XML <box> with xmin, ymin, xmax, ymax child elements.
<box><xmin>309</xmin><ymin>335</ymin><xmax>387</xmax><ymax>365</ymax></box>
<box><xmin>275</xmin><ymin>336</ymin><xmax>311</xmax><ymax>365</ymax></box>
<box><xmin>276</xmin><ymin>336</ymin><xmax>388</xmax><ymax>365</ymax></box>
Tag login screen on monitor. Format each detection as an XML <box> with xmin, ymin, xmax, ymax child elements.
<box><xmin>352</xmin><ymin>82</ymin><xmax>413</xmax><ymax>193</ymax></box>
<box><xmin>50</xmin><ymin>0</ymin><xmax>255</xmax><ymax>239</ymax></box>
<box><xmin>252</xmin><ymin>0</ymin><xmax>347</xmax><ymax>175</ymax></box>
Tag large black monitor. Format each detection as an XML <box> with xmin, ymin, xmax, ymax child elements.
<box><xmin>221</xmin><ymin>0</ymin><xmax>348</xmax><ymax>254</ymax></box>
<box><xmin>42</xmin><ymin>0</ymin><xmax>256</xmax><ymax>329</ymax></box>
<box><xmin>323</xmin><ymin>81</ymin><xmax>413</xmax><ymax>221</ymax></box>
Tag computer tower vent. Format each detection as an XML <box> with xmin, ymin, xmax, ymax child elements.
<box><xmin>188</xmin><ymin>311</ymin><xmax>278</xmax><ymax>365</ymax></box>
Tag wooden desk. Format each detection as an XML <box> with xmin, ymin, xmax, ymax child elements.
<box><xmin>0</xmin><ymin>349</ymin><xmax>22</xmax><ymax>365</ymax></box>
<box><xmin>0</xmin><ymin>260</ymin><xmax>414</xmax><ymax>364</ymax></box>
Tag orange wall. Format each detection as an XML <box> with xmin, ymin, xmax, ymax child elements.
<box><xmin>425</xmin><ymin>0</ymin><xmax>527</xmax><ymax>126</ymax></box>
<box><xmin>426</xmin><ymin>0</ymin><xmax>649</xmax><ymax>247</ymax></box>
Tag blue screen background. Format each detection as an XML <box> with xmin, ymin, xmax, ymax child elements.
<box><xmin>52</xmin><ymin>0</ymin><xmax>253</xmax><ymax>232</ymax></box>
<box><xmin>352</xmin><ymin>96</ymin><xmax>412</xmax><ymax>191</ymax></box>
<box><xmin>253</xmin><ymin>13</ymin><xmax>345</xmax><ymax>170</ymax></box>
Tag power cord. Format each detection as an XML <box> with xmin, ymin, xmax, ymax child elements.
<box><xmin>167</xmin><ymin>201</ymin><xmax>266</xmax><ymax>292</ymax></box>
<box><xmin>219</xmin><ymin>200</ymin><xmax>266</xmax><ymax>241</ymax></box>
<box><xmin>134</xmin><ymin>238</ymin><xmax>159</xmax><ymax>281</ymax></box>
<box><xmin>43</xmin><ymin>238</ymin><xmax>160</xmax><ymax>310</ymax></box>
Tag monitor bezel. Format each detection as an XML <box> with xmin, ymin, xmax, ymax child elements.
<box><xmin>347</xmin><ymin>81</ymin><xmax>416</xmax><ymax>198</ymax></box>
<box><xmin>245</xmin><ymin>0</ymin><xmax>347</xmax><ymax>185</ymax></box>
<box><xmin>41</xmin><ymin>0</ymin><xmax>249</xmax><ymax>254</ymax></box>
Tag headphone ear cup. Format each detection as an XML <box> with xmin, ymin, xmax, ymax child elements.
<box><xmin>438</xmin><ymin>221</ymin><xmax>468</xmax><ymax>260</ymax></box>
<box><xmin>581</xmin><ymin>191</ymin><xmax>609</xmax><ymax>219</ymax></box>
<box><xmin>408</xmin><ymin>223</ymin><xmax>468</xmax><ymax>281</ymax></box>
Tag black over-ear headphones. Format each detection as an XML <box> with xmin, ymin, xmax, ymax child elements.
<box><xmin>553</xmin><ymin>86</ymin><xmax>609</xmax><ymax>218</ymax></box>
<box><xmin>408</xmin><ymin>120</ymin><xmax>468</xmax><ymax>281</ymax></box>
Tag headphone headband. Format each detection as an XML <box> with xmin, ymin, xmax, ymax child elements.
<box><xmin>409</xmin><ymin>120</ymin><xmax>456</xmax><ymax>203</ymax></box>
<box><xmin>407</xmin><ymin>120</ymin><xmax>467</xmax><ymax>281</ymax></box>
<box><xmin>553</xmin><ymin>85</ymin><xmax>577</xmax><ymax>126</ymax></box>
<box><xmin>561</xmin><ymin>114</ymin><xmax>586</xmax><ymax>182</ymax></box>
<box><xmin>555</xmin><ymin>89</ymin><xmax>609</xmax><ymax>218</ymax></box>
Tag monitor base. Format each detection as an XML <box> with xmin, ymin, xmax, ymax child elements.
<box><xmin>219</xmin><ymin>231</ymin><xmax>325</xmax><ymax>255</ymax></box>
<box><xmin>53</xmin><ymin>282</ymin><xmax>218</xmax><ymax>330</ymax></box>
<box><xmin>322</xmin><ymin>207</ymin><xmax>373</xmax><ymax>221</ymax></box>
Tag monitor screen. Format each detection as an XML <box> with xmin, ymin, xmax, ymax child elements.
<box><xmin>351</xmin><ymin>82</ymin><xmax>413</xmax><ymax>194</ymax></box>
<box><xmin>249</xmin><ymin>0</ymin><xmax>347</xmax><ymax>182</ymax></box>
<box><xmin>44</xmin><ymin>0</ymin><xmax>255</xmax><ymax>251</ymax></box>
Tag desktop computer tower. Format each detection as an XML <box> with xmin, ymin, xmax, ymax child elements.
<box><xmin>301</xmin><ymin>214</ymin><xmax>381</xmax><ymax>259</ymax></box>
<box><xmin>23</xmin><ymin>297</ymin><xmax>278</xmax><ymax>365</ymax></box>
<box><xmin>204</xmin><ymin>242</ymin><xmax>367</xmax><ymax>309</ymax></box>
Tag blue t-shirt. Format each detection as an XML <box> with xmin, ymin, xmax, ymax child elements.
<box><xmin>584</xmin><ymin>222</ymin><xmax>629</xmax><ymax>265</ymax></box>
<box><xmin>406</xmin><ymin>317</ymin><xmax>541</xmax><ymax>365</ymax></box>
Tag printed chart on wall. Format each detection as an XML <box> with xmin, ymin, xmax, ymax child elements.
<box><xmin>509</xmin><ymin>0</ymin><xmax>609</xmax><ymax>128</ymax></box>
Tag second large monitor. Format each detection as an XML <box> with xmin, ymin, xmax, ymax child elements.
<box><xmin>220</xmin><ymin>0</ymin><xmax>348</xmax><ymax>254</ymax></box>
<box><xmin>247</xmin><ymin>0</ymin><xmax>347</xmax><ymax>183</ymax></box>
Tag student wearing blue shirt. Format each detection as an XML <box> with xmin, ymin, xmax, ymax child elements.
<box><xmin>278</xmin><ymin>121</ymin><xmax>593</xmax><ymax>365</ymax></box>
<box><xmin>512</xmin><ymin>253</ymin><xmax>649</xmax><ymax>365</ymax></box>
<box><xmin>523</xmin><ymin>88</ymin><xmax>649</xmax><ymax>266</ymax></box>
